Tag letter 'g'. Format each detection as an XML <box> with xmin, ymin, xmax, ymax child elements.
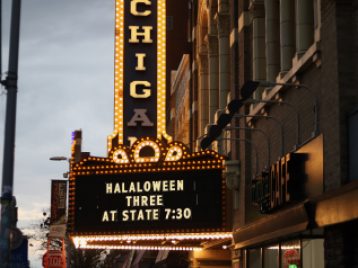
<box><xmin>130</xmin><ymin>81</ymin><xmax>151</xmax><ymax>98</ymax></box>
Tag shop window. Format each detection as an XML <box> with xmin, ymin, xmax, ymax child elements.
<box><xmin>281</xmin><ymin>240</ymin><xmax>301</xmax><ymax>268</ymax></box>
<box><xmin>248</xmin><ymin>248</ymin><xmax>262</xmax><ymax>268</ymax></box>
<box><xmin>264</xmin><ymin>244</ymin><xmax>279</xmax><ymax>267</ymax></box>
<box><xmin>302</xmin><ymin>239</ymin><xmax>324</xmax><ymax>268</ymax></box>
<box><xmin>245</xmin><ymin>238</ymin><xmax>324</xmax><ymax>268</ymax></box>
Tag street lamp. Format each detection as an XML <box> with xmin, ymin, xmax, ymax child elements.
<box><xmin>49</xmin><ymin>156</ymin><xmax>68</xmax><ymax>161</ymax></box>
<box><xmin>0</xmin><ymin>0</ymin><xmax>22</xmax><ymax>265</ymax></box>
<box><xmin>49</xmin><ymin>157</ymin><xmax>69</xmax><ymax>178</ymax></box>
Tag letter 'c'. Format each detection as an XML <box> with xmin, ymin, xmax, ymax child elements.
<box><xmin>130</xmin><ymin>0</ymin><xmax>152</xmax><ymax>16</ymax></box>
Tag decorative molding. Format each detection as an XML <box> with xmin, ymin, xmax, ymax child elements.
<box><xmin>247</xmin><ymin>42</ymin><xmax>321</xmax><ymax>123</ymax></box>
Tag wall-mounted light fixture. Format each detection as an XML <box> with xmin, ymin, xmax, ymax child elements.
<box><xmin>225</xmin><ymin>127</ymin><xmax>271</xmax><ymax>167</ymax></box>
<box><xmin>255</xmin><ymin>80</ymin><xmax>318</xmax><ymax>137</ymax></box>
<box><xmin>200</xmin><ymin>81</ymin><xmax>260</xmax><ymax>149</ymax></box>
<box><xmin>233</xmin><ymin>114</ymin><xmax>284</xmax><ymax>157</ymax></box>
<box><xmin>218</xmin><ymin>138</ymin><xmax>260</xmax><ymax>178</ymax></box>
<box><xmin>246</xmin><ymin>98</ymin><xmax>301</xmax><ymax>147</ymax></box>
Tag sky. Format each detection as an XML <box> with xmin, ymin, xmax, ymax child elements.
<box><xmin>0</xmin><ymin>0</ymin><xmax>115</xmax><ymax>266</ymax></box>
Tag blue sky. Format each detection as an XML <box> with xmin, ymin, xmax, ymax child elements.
<box><xmin>0</xmin><ymin>1</ymin><xmax>116</xmax><ymax>266</ymax></box>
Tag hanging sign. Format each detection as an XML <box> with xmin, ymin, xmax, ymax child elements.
<box><xmin>108</xmin><ymin>0</ymin><xmax>171</xmax><ymax>148</ymax></box>
<box><xmin>50</xmin><ymin>180</ymin><xmax>67</xmax><ymax>224</ymax></box>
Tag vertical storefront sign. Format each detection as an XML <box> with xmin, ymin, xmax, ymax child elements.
<box><xmin>109</xmin><ymin>0</ymin><xmax>171</xmax><ymax>148</ymax></box>
<box><xmin>50</xmin><ymin>180</ymin><xmax>67</xmax><ymax>224</ymax></box>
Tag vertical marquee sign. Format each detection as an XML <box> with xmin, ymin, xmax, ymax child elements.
<box><xmin>108</xmin><ymin>0</ymin><xmax>171</xmax><ymax>149</ymax></box>
<box><xmin>68</xmin><ymin>0</ymin><xmax>231</xmax><ymax>251</ymax></box>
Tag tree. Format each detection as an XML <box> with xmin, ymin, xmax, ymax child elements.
<box><xmin>26</xmin><ymin>210</ymin><xmax>51</xmax><ymax>253</ymax></box>
<box><xmin>26</xmin><ymin>210</ymin><xmax>130</xmax><ymax>267</ymax></box>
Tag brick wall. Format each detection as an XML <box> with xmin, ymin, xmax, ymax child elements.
<box><xmin>336</xmin><ymin>0</ymin><xmax>358</xmax><ymax>185</ymax></box>
<box><xmin>323</xmin><ymin>1</ymin><xmax>358</xmax><ymax>267</ymax></box>
<box><xmin>324</xmin><ymin>219</ymin><xmax>358</xmax><ymax>268</ymax></box>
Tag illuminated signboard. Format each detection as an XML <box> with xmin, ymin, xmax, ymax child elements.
<box><xmin>68</xmin><ymin>139</ymin><xmax>230</xmax><ymax>250</ymax></box>
<box><xmin>108</xmin><ymin>0</ymin><xmax>171</xmax><ymax>149</ymax></box>
<box><xmin>252</xmin><ymin>135</ymin><xmax>323</xmax><ymax>214</ymax></box>
<box><xmin>74</xmin><ymin>166</ymin><xmax>223</xmax><ymax>233</ymax></box>
<box><xmin>251</xmin><ymin>153</ymin><xmax>307</xmax><ymax>213</ymax></box>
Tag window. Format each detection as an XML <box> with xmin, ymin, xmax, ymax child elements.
<box><xmin>245</xmin><ymin>238</ymin><xmax>324</xmax><ymax>268</ymax></box>
<box><xmin>264</xmin><ymin>244</ymin><xmax>279</xmax><ymax>267</ymax></box>
<box><xmin>248</xmin><ymin>248</ymin><xmax>262</xmax><ymax>268</ymax></box>
<box><xmin>281</xmin><ymin>240</ymin><xmax>301</xmax><ymax>268</ymax></box>
<box><xmin>250</xmin><ymin>0</ymin><xmax>317</xmax><ymax>100</ymax></box>
<box><xmin>302</xmin><ymin>239</ymin><xmax>324</xmax><ymax>268</ymax></box>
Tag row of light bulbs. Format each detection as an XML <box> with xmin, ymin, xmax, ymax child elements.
<box><xmin>74</xmin><ymin>242</ymin><xmax>202</xmax><ymax>252</ymax></box>
<box><xmin>72</xmin><ymin>139</ymin><xmax>225</xmax><ymax>172</ymax></box>
<box><xmin>72</xmin><ymin>232</ymin><xmax>232</xmax><ymax>250</ymax></box>
<box><xmin>72</xmin><ymin>232</ymin><xmax>233</xmax><ymax>250</ymax></box>
<box><xmin>111</xmin><ymin>0</ymin><xmax>125</xmax><ymax>148</ymax></box>
<box><xmin>72</xmin><ymin>232</ymin><xmax>232</xmax><ymax>242</ymax></box>
<box><xmin>109</xmin><ymin>0</ymin><xmax>172</xmax><ymax>150</ymax></box>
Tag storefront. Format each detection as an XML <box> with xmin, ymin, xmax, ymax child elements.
<box><xmin>243</xmin><ymin>238</ymin><xmax>324</xmax><ymax>268</ymax></box>
<box><xmin>232</xmin><ymin>180</ymin><xmax>358</xmax><ymax>268</ymax></box>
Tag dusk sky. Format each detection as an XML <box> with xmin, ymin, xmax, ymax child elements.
<box><xmin>0</xmin><ymin>1</ymin><xmax>116</xmax><ymax>265</ymax></box>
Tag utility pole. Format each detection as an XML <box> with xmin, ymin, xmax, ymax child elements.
<box><xmin>0</xmin><ymin>0</ymin><xmax>21</xmax><ymax>266</ymax></box>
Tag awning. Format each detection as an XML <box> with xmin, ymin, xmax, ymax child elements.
<box><xmin>315</xmin><ymin>180</ymin><xmax>358</xmax><ymax>227</ymax></box>
<box><xmin>233</xmin><ymin>202</ymin><xmax>310</xmax><ymax>249</ymax></box>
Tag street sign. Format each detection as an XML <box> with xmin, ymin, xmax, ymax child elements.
<box><xmin>49</xmin><ymin>224</ymin><xmax>66</xmax><ymax>239</ymax></box>
<box><xmin>44</xmin><ymin>250</ymin><xmax>65</xmax><ymax>268</ymax></box>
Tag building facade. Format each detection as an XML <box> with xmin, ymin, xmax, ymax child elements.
<box><xmin>168</xmin><ymin>0</ymin><xmax>358</xmax><ymax>267</ymax></box>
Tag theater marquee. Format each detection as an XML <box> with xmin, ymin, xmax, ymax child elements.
<box><xmin>68</xmin><ymin>0</ymin><xmax>231</xmax><ymax>251</ymax></box>
<box><xmin>68</xmin><ymin>139</ymin><xmax>230</xmax><ymax>250</ymax></box>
